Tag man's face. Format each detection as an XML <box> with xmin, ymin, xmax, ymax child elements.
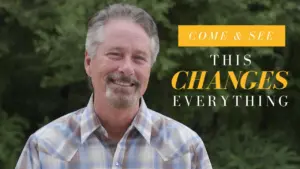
<box><xmin>85</xmin><ymin>19</ymin><xmax>152</xmax><ymax>109</ymax></box>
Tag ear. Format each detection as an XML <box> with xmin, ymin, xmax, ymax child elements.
<box><xmin>84</xmin><ymin>51</ymin><xmax>92</xmax><ymax>77</ymax></box>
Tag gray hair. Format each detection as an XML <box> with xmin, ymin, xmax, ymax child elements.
<box><xmin>85</xmin><ymin>3</ymin><xmax>160</xmax><ymax>65</ymax></box>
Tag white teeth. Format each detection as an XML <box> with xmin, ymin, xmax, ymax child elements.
<box><xmin>114</xmin><ymin>81</ymin><xmax>132</xmax><ymax>86</ymax></box>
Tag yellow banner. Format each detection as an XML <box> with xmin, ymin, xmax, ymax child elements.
<box><xmin>178</xmin><ymin>25</ymin><xmax>285</xmax><ymax>47</ymax></box>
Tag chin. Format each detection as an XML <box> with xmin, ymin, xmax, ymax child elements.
<box><xmin>106</xmin><ymin>88</ymin><xmax>140</xmax><ymax>109</ymax></box>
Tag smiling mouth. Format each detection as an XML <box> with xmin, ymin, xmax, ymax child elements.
<box><xmin>111</xmin><ymin>80</ymin><xmax>135</xmax><ymax>87</ymax></box>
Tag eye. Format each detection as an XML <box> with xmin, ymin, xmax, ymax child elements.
<box><xmin>107</xmin><ymin>52</ymin><xmax>122</xmax><ymax>60</ymax></box>
<box><xmin>109</xmin><ymin>52</ymin><xmax>120</xmax><ymax>56</ymax></box>
<box><xmin>134</xmin><ymin>55</ymin><xmax>147</xmax><ymax>63</ymax></box>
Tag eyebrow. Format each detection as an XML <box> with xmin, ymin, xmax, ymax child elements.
<box><xmin>134</xmin><ymin>50</ymin><xmax>149</xmax><ymax>56</ymax></box>
<box><xmin>107</xmin><ymin>47</ymin><xmax>150</xmax><ymax>56</ymax></box>
<box><xmin>107</xmin><ymin>47</ymin><xmax>123</xmax><ymax>51</ymax></box>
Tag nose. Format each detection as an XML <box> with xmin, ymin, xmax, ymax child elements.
<box><xmin>118</xmin><ymin>56</ymin><xmax>134</xmax><ymax>76</ymax></box>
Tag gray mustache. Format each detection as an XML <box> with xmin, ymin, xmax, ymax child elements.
<box><xmin>107</xmin><ymin>73</ymin><xmax>140</xmax><ymax>87</ymax></box>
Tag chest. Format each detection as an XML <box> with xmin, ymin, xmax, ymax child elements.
<box><xmin>39</xmin><ymin>137</ymin><xmax>193</xmax><ymax>169</ymax></box>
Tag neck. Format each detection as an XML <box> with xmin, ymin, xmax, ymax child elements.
<box><xmin>93</xmin><ymin>94</ymin><xmax>140</xmax><ymax>141</ymax></box>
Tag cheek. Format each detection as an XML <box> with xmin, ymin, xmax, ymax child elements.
<box><xmin>90</xmin><ymin>58</ymin><xmax>119</xmax><ymax>78</ymax></box>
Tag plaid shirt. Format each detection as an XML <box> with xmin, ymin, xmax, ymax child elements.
<box><xmin>16</xmin><ymin>96</ymin><xmax>213</xmax><ymax>169</ymax></box>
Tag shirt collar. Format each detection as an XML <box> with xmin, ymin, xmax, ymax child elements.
<box><xmin>80</xmin><ymin>95</ymin><xmax>102</xmax><ymax>144</ymax></box>
<box><xmin>80</xmin><ymin>95</ymin><xmax>153</xmax><ymax>144</ymax></box>
<box><xmin>132</xmin><ymin>97</ymin><xmax>153</xmax><ymax>144</ymax></box>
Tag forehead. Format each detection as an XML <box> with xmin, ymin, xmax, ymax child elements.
<box><xmin>100</xmin><ymin>19</ymin><xmax>151</xmax><ymax>53</ymax></box>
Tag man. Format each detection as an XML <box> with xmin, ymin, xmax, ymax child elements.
<box><xmin>16</xmin><ymin>3</ymin><xmax>213</xmax><ymax>169</ymax></box>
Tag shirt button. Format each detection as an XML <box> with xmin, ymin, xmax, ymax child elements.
<box><xmin>115</xmin><ymin>162</ymin><xmax>120</xmax><ymax>166</ymax></box>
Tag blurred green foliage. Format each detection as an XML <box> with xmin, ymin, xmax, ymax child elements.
<box><xmin>0</xmin><ymin>112</ymin><xmax>29</xmax><ymax>169</ymax></box>
<box><xmin>0</xmin><ymin>0</ymin><xmax>300</xmax><ymax>168</ymax></box>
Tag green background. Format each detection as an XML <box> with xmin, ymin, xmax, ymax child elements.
<box><xmin>0</xmin><ymin>0</ymin><xmax>300</xmax><ymax>168</ymax></box>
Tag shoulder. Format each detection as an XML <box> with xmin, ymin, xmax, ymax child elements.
<box><xmin>148</xmin><ymin>109</ymin><xmax>204</xmax><ymax>161</ymax></box>
<box><xmin>28</xmin><ymin>107</ymin><xmax>85</xmax><ymax>161</ymax></box>
<box><xmin>34</xmin><ymin>108</ymin><xmax>84</xmax><ymax>140</ymax></box>
<box><xmin>149</xmin><ymin>109</ymin><xmax>200</xmax><ymax>140</ymax></box>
